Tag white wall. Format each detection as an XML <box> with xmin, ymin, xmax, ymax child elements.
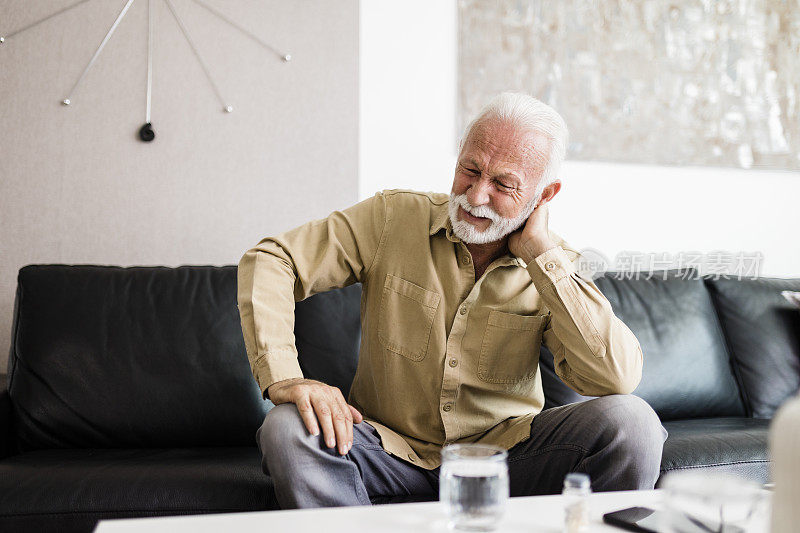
<box><xmin>556</xmin><ymin>161</ymin><xmax>800</xmax><ymax>277</ymax></box>
<box><xmin>359</xmin><ymin>1</ymin><xmax>800</xmax><ymax>278</ymax></box>
<box><xmin>0</xmin><ymin>0</ymin><xmax>359</xmax><ymax>371</ymax></box>
<box><xmin>359</xmin><ymin>0</ymin><xmax>457</xmax><ymax>200</ymax></box>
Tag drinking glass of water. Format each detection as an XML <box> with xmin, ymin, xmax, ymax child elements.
<box><xmin>659</xmin><ymin>471</ymin><xmax>770</xmax><ymax>533</ymax></box>
<box><xmin>439</xmin><ymin>443</ymin><xmax>509</xmax><ymax>531</ymax></box>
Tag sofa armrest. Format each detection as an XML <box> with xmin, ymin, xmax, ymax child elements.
<box><xmin>0</xmin><ymin>374</ymin><xmax>12</xmax><ymax>459</ymax></box>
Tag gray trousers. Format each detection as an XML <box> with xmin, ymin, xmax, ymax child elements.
<box><xmin>256</xmin><ymin>394</ymin><xmax>668</xmax><ymax>509</ymax></box>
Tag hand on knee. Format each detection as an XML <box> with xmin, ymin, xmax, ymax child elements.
<box><xmin>262</xmin><ymin>379</ymin><xmax>364</xmax><ymax>456</ymax></box>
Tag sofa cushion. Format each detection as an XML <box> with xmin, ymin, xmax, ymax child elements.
<box><xmin>540</xmin><ymin>269</ymin><xmax>746</xmax><ymax>420</ymax></box>
<box><xmin>0</xmin><ymin>447</ymin><xmax>276</xmax><ymax>533</ymax></box>
<box><xmin>540</xmin><ymin>345</ymin><xmax>594</xmax><ymax>410</ymax></box>
<box><xmin>657</xmin><ymin>417</ymin><xmax>770</xmax><ymax>485</ymax></box>
<box><xmin>294</xmin><ymin>284</ymin><xmax>362</xmax><ymax>396</ymax></box>
<box><xmin>7</xmin><ymin>265</ymin><xmax>267</xmax><ymax>451</ymax></box>
<box><xmin>704</xmin><ymin>277</ymin><xmax>800</xmax><ymax>418</ymax></box>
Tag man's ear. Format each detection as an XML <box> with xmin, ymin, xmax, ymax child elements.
<box><xmin>537</xmin><ymin>180</ymin><xmax>562</xmax><ymax>206</ymax></box>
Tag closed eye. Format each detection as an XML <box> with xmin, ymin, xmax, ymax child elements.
<box><xmin>458</xmin><ymin>162</ymin><xmax>480</xmax><ymax>175</ymax></box>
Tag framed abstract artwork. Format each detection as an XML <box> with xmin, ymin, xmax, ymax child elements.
<box><xmin>459</xmin><ymin>1</ymin><xmax>800</xmax><ymax>170</ymax></box>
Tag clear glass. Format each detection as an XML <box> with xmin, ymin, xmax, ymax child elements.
<box><xmin>659</xmin><ymin>471</ymin><xmax>771</xmax><ymax>533</ymax></box>
<box><xmin>440</xmin><ymin>443</ymin><xmax>509</xmax><ymax>532</ymax></box>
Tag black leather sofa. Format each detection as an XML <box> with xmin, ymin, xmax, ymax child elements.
<box><xmin>1</xmin><ymin>264</ymin><xmax>798</xmax><ymax>532</ymax></box>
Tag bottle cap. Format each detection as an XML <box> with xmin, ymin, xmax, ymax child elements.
<box><xmin>564</xmin><ymin>472</ymin><xmax>591</xmax><ymax>489</ymax></box>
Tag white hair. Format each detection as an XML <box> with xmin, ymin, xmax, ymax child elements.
<box><xmin>459</xmin><ymin>92</ymin><xmax>569</xmax><ymax>188</ymax></box>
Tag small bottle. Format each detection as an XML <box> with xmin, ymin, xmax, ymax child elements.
<box><xmin>562</xmin><ymin>472</ymin><xmax>591</xmax><ymax>533</ymax></box>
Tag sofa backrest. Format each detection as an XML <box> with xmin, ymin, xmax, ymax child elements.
<box><xmin>704</xmin><ymin>277</ymin><xmax>800</xmax><ymax>418</ymax></box>
<box><xmin>9</xmin><ymin>263</ymin><xmax>797</xmax><ymax>453</ymax></box>
<box><xmin>540</xmin><ymin>269</ymin><xmax>748</xmax><ymax>421</ymax></box>
<box><xmin>294</xmin><ymin>283</ymin><xmax>362</xmax><ymax>396</ymax></box>
<box><xmin>8</xmin><ymin>265</ymin><xmax>267</xmax><ymax>451</ymax></box>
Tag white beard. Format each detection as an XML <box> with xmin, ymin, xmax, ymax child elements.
<box><xmin>448</xmin><ymin>192</ymin><xmax>539</xmax><ymax>245</ymax></box>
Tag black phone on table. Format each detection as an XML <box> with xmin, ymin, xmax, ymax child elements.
<box><xmin>602</xmin><ymin>506</ymin><xmax>745</xmax><ymax>533</ymax></box>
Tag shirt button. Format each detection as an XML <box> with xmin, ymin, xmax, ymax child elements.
<box><xmin>545</xmin><ymin>261</ymin><xmax>556</xmax><ymax>271</ymax></box>
<box><xmin>462</xmin><ymin>255</ymin><xmax>471</xmax><ymax>265</ymax></box>
<box><xmin>449</xmin><ymin>358</ymin><xmax>458</xmax><ymax>367</ymax></box>
<box><xmin>459</xmin><ymin>306</ymin><xmax>468</xmax><ymax>315</ymax></box>
<box><xmin>442</xmin><ymin>403</ymin><xmax>453</xmax><ymax>412</ymax></box>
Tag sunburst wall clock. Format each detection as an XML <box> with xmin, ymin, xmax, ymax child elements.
<box><xmin>0</xmin><ymin>0</ymin><xmax>291</xmax><ymax>142</ymax></box>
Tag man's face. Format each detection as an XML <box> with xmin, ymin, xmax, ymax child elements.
<box><xmin>449</xmin><ymin>119</ymin><xmax>548</xmax><ymax>245</ymax></box>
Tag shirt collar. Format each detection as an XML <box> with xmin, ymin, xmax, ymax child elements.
<box><xmin>429</xmin><ymin>201</ymin><xmax>527</xmax><ymax>268</ymax></box>
<box><xmin>429</xmin><ymin>202</ymin><xmax>451</xmax><ymax>237</ymax></box>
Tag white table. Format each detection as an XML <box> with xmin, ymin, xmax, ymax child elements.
<box><xmin>94</xmin><ymin>489</ymin><xmax>665</xmax><ymax>532</ymax></box>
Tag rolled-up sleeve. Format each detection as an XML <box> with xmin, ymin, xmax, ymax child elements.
<box><xmin>237</xmin><ymin>192</ymin><xmax>388</xmax><ymax>398</ymax></box>
<box><xmin>527</xmin><ymin>244</ymin><xmax>643</xmax><ymax>396</ymax></box>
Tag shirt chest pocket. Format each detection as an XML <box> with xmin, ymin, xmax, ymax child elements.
<box><xmin>478</xmin><ymin>310</ymin><xmax>547</xmax><ymax>384</ymax></box>
<box><xmin>378</xmin><ymin>274</ymin><xmax>441</xmax><ymax>362</ymax></box>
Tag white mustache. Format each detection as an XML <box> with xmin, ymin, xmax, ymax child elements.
<box><xmin>454</xmin><ymin>195</ymin><xmax>504</xmax><ymax>223</ymax></box>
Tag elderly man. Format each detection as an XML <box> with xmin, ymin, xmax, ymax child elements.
<box><xmin>237</xmin><ymin>92</ymin><xmax>666</xmax><ymax>509</ymax></box>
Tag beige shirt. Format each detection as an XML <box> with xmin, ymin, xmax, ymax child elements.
<box><xmin>237</xmin><ymin>189</ymin><xmax>642</xmax><ymax>470</ymax></box>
